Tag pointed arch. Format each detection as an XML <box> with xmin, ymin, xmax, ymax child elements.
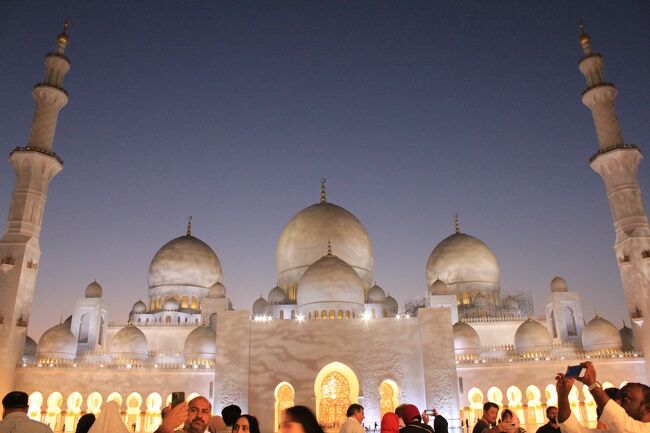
<box><xmin>28</xmin><ymin>391</ymin><xmax>43</xmax><ymax>421</ymax></box>
<box><xmin>314</xmin><ymin>362</ymin><xmax>360</xmax><ymax>429</ymax></box>
<box><xmin>487</xmin><ymin>387</ymin><xmax>503</xmax><ymax>406</ymax></box>
<box><xmin>274</xmin><ymin>382</ymin><xmax>295</xmax><ymax>432</ymax></box>
<box><xmin>107</xmin><ymin>392</ymin><xmax>123</xmax><ymax>409</ymax></box>
<box><xmin>86</xmin><ymin>392</ymin><xmax>103</xmax><ymax>415</ymax></box>
<box><xmin>379</xmin><ymin>380</ymin><xmax>399</xmax><ymax>417</ymax></box>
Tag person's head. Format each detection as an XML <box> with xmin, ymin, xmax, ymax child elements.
<box><xmin>281</xmin><ymin>405</ymin><xmax>324</xmax><ymax>433</ymax></box>
<box><xmin>233</xmin><ymin>415</ymin><xmax>260</xmax><ymax>433</ymax></box>
<box><xmin>346</xmin><ymin>404</ymin><xmax>364</xmax><ymax>422</ymax></box>
<box><xmin>222</xmin><ymin>405</ymin><xmax>242</xmax><ymax>427</ymax></box>
<box><xmin>500</xmin><ymin>409</ymin><xmax>513</xmax><ymax>424</ymax></box>
<box><xmin>381</xmin><ymin>412</ymin><xmax>400</xmax><ymax>433</ymax></box>
<box><xmin>618</xmin><ymin>383</ymin><xmax>650</xmax><ymax>422</ymax></box>
<box><xmin>545</xmin><ymin>406</ymin><xmax>558</xmax><ymax>424</ymax></box>
<box><xmin>184</xmin><ymin>396</ymin><xmax>212</xmax><ymax>433</ymax></box>
<box><xmin>208</xmin><ymin>415</ymin><xmax>226</xmax><ymax>433</ymax></box>
<box><xmin>482</xmin><ymin>402</ymin><xmax>499</xmax><ymax>424</ymax></box>
<box><xmin>2</xmin><ymin>391</ymin><xmax>29</xmax><ymax>417</ymax></box>
<box><xmin>395</xmin><ymin>404</ymin><xmax>407</xmax><ymax>425</ymax></box>
<box><xmin>75</xmin><ymin>413</ymin><xmax>96</xmax><ymax>433</ymax></box>
<box><xmin>401</xmin><ymin>404</ymin><xmax>421</xmax><ymax>425</ymax></box>
<box><xmin>606</xmin><ymin>387</ymin><xmax>620</xmax><ymax>402</ymax></box>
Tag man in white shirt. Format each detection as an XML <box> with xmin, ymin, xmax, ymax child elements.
<box><xmin>556</xmin><ymin>361</ymin><xmax>650</xmax><ymax>433</ymax></box>
<box><xmin>339</xmin><ymin>404</ymin><xmax>365</xmax><ymax>433</ymax></box>
<box><xmin>0</xmin><ymin>391</ymin><xmax>53</xmax><ymax>433</ymax></box>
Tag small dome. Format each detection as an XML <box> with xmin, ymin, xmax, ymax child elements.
<box><xmin>85</xmin><ymin>281</ymin><xmax>102</xmax><ymax>298</ymax></box>
<box><xmin>132</xmin><ymin>300</ymin><xmax>147</xmax><ymax>314</ymax></box>
<box><xmin>383</xmin><ymin>295</ymin><xmax>398</xmax><ymax>315</ymax></box>
<box><xmin>297</xmin><ymin>254</ymin><xmax>365</xmax><ymax>311</ymax></box>
<box><xmin>426</xmin><ymin>232</ymin><xmax>500</xmax><ymax>290</ymax></box>
<box><xmin>473</xmin><ymin>293</ymin><xmax>489</xmax><ymax>309</ymax></box>
<box><xmin>110</xmin><ymin>325</ymin><xmax>148</xmax><ymax>360</ymax></box>
<box><xmin>268</xmin><ymin>286</ymin><xmax>288</xmax><ymax>305</ymax></box>
<box><xmin>550</xmin><ymin>276</ymin><xmax>568</xmax><ymax>292</ymax></box>
<box><xmin>163</xmin><ymin>298</ymin><xmax>180</xmax><ymax>311</ymax></box>
<box><xmin>24</xmin><ymin>335</ymin><xmax>37</xmax><ymax>357</ymax></box>
<box><xmin>429</xmin><ymin>279</ymin><xmax>449</xmax><ymax>295</ymax></box>
<box><xmin>503</xmin><ymin>296</ymin><xmax>518</xmax><ymax>311</ymax></box>
<box><xmin>453</xmin><ymin>322</ymin><xmax>481</xmax><ymax>355</ymax></box>
<box><xmin>367</xmin><ymin>284</ymin><xmax>386</xmax><ymax>303</ymax></box>
<box><xmin>252</xmin><ymin>296</ymin><xmax>270</xmax><ymax>316</ymax></box>
<box><xmin>183</xmin><ymin>326</ymin><xmax>217</xmax><ymax>359</ymax></box>
<box><xmin>620</xmin><ymin>323</ymin><xmax>635</xmax><ymax>352</ymax></box>
<box><xmin>582</xmin><ymin>316</ymin><xmax>622</xmax><ymax>352</ymax></box>
<box><xmin>276</xmin><ymin>201</ymin><xmax>374</xmax><ymax>290</ymax></box>
<box><xmin>148</xmin><ymin>235</ymin><xmax>222</xmax><ymax>290</ymax></box>
<box><xmin>37</xmin><ymin>324</ymin><xmax>77</xmax><ymax>360</ymax></box>
<box><xmin>514</xmin><ymin>319</ymin><xmax>552</xmax><ymax>354</ymax></box>
<box><xmin>208</xmin><ymin>282</ymin><xmax>226</xmax><ymax>298</ymax></box>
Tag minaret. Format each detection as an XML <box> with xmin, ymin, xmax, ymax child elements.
<box><xmin>0</xmin><ymin>22</ymin><xmax>70</xmax><ymax>397</ymax></box>
<box><xmin>578</xmin><ymin>22</ymin><xmax>650</xmax><ymax>373</ymax></box>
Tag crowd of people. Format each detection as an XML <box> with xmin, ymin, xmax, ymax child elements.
<box><xmin>1</xmin><ymin>362</ymin><xmax>648</xmax><ymax>433</ymax></box>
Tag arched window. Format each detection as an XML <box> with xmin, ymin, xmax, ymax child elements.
<box><xmin>321</xmin><ymin>310</ymin><xmax>327</xmax><ymax>320</ymax></box>
<box><xmin>565</xmin><ymin>307</ymin><xmax>577</xmax><ymax>336</ymax></box>
<box><xmin>280</xmin><ymin>311</ymin><xmax>285</xmax><ymax>320</ymax></box>
<box><xmin>383</xmin><ymin>309</ymin><xmax>388</xmax><ymax>318</ymax></box>
<box><xmin>274</xmin><ymin>383</ymin><xmax>295</xmax><ymax>432</ymax></box>
<box><xmin>338</xmin><ymin>310</ymin><xmax>343</xmax><ymax>319</ymax></box>
<box><xmin>192</xmin><ymin>297</ymin><xmax>198</xmax><ymax>309</ymax></box>
<box><xmin>181</xmin><ymin>296</ymin><xmax>189</xmax><ymax>308</ymax></box>
<box><xmin>319</xmin><ymin>372</ymin><xmax>351</xmax><ymax>428</ymax></box>
<box><xmin>329</xmin><ymin>310</ymin><xmax>335</xmax><ymax>320</ymax></box>
<box><xmin>126</xmin><ymin>392</ymin><xmax>143</xmax><ymax>432</ymax></box>
<box><xmin>28</xmin><ymin>392</ymin><xmax>43</xmax><ymax>421</ymax></box>
<box><xmin>165</xmin><ymin>316</ymin><xmax>172</xmax><ymax>324</ymax></box>
<box><xmin>86</xmin><ymin>392</ymin><xmax>102</xmax><ymax>415</ymax></box>
<box><xmin>78</xmin><ymin>314</ymin><xmax>89</xmax><ymax>343</ymax></box>
<box><xmin>45</xmin><ymin>392</ymin><xmax>63</xmax><ymax>432</ymax></box>
<box><xmin>371</xmin><ymin>309</ymin><xmax>376</xmax><ymax>319</ymax></box>
<box><xmin>145</xmin><ymin>393</ymin><xmax>163</xmax><ymax>432</ymax></box>
<box><xmin>379</xmin><ymin>380</ymin><xmax>399</xmax><ymax>417</ymax></box>
<box><xmin>346</xmin><ymin>311</ymin><xmax>350</xmax><ymax>319</ymax></box>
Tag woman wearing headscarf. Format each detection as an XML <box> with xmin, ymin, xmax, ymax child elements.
<box><xmin>382</xmin><ymin>413</ymin><xmax>400</xmax><ymax>433</ymax></box>
<box><xmin>399</xmin><ymin>404</ymin><xmax>434</xmax><ymax>433</ymax></box>
<box><xmin>87</xmin><ymin>401</ymin><xmax>129</xmax><ymax>433</ymax></box>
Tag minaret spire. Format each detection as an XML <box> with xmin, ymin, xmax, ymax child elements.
<box><xmin>454</xmin><ymin>214</ymin><xmax>461</xmax><ymax>234</ymax></box>
<box><xmin>579</xmin><ymin>24</ymin><xmax>650</xmax><ymax>379</ymax></box>
<box><xmin>320</xmin><ymin>178</ymin><xmax>327</xmax><ymax>204</ymax></box>
<box><xmin>327</xmin><ymin>240</ymin><xmax>332</xmax><ymax>256</ymax></box>
<box><xmin>0</xmin><ymin>22</ymin><xmax>71</xmax><ymax>398</ymax></box>
<box><xmin>186</xmin><ymin>216</ymin><xmax>193</xmax><ymax>236</ymax></box>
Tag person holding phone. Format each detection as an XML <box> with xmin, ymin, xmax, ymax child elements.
<box><xmin>155</xmin><ymin>395</ymin><xmax>212</xmax><ymax>433</ymax></box>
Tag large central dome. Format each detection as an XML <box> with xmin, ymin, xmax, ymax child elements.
<box><xmin>276</xmin><ymin>200</ymin><xmax>373</xmax><ymax>296</ymax></box>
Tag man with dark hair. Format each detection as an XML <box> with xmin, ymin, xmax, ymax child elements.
<box><xmin>473</xmin><ymin>402</ymin><xmax>507</xmax><ymax>433</ymax></box>
<box><xmin>431</xmin><ymin>409</ymin><xmax>448</xmax><ymax>433</ymax></box>
<box><xmin>536</xmin><ymin>406</ymin><xmax>559</xmax><ymax>433</ymax></box>
<box><xmin>155</xmin><ymin>396</ymin><xmax>212</xmax><ymax>433</ymax></box>
<box><xmin>221</xmin><ymin>405</ymin><xmax>242</xmax><ymax>431</ymax></box>
<box><xmin>0</xmin><ymin>391</ymin><xmax>53</xmax><ymax>432</ymax></box>
<box><xmin>557</xmin><ymin>362</ymin><xmax>650</xmax><ymax>433</ymax></box>
<box><xmin>340</xmin><ymin>404</ymin><xmax>365</xmax><ymax>433</ymax></box>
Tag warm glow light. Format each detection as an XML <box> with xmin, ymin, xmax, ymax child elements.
<box><xmin>296</xmin><ymin>314</ymin><xmax>305</xmax><ymax>322</ymax></box>
<box><xmin>362</xmin><ymin>311</ymin><xmax>371</xmax><ymax>321</ymax></box>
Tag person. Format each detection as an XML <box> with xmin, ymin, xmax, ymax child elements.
<box><xmin>400</xmin><ymin>404</ymin><xmax>434</xmax><ymax>433</ymax></box>
<box><xmin>208</xmin><ymin>415</ymin><xmax>226</xmax><ymax>433</ymax></box>
<box><xmin>232</xmin><ymin>415</ymin><xmax>260</xmax><ymax>433</ymax></box>
<box><xmin>75</xmin><ymin>413</ymin><xmax>96</xmax><ymax>433</ymax></box>
<box><xmin>0</xmin><ymin>391</ymin><xmax>53</xmax><ymax>433</ymax></box>
<box><xmin>431</xmin><ymin>409</ymin><xmax>448</xmax><ymax>433</ymax></box>
<box><xmin>340</xmin><ymin>404</ymin><xmax>365</xmax><ymax>433</ymax></box>
<box><xmin>473</xmin><ymin>403</ymin><xmax>499</xmax><ymax>433</ymax></box>
<box><xmin>396</xmin><ymin>405</ymin><xmax>407</xmax><ymax>428</ymax></box>
<box><xmin>88</xmin><ymin>401</ymin><xmax>129</xmax><ymax>433</ymax></box>
<box><xmin>382</xmin><ymin>413</ymin><xmax>400</xmax><ymax>433</ymax></box>
<box><xmin>155</xmin><ymin>396</ymin><xmax>212</xmax><ymax>433</ymax></box>
<box><xmin>556</xmin><ymin>361</ymin><xmax>650</xmax><ymax>433</ymax></box>
<box><xmin>535</xmin><ymin>407</ymin><xmax>559</xmax><ymax>433</ymax></box>
<box><xmin>500</xmin><ymin>409</ymin><xmax>525</xmax><ymax>433</ymax></box>
<box><xmin>222</xmin><ymin>405</ymin><xmax>242</xmax><ymax>432</ymax></box>
<box><xmin>280</xmin><ymin>405</ymin><xmax>325</xmax><ymax>433</ymax></box>
<box><xmin>597</xmin><ymin>389</ymin><xmax>621</xmax><ymax>430</ymax></box>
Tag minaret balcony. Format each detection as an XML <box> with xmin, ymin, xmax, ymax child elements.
<box><xmin>46</xmin><ymin>51</ymin><xmax>71</xmax><ymax>65</ymax></box>
<box><xmin>581</xmin><ymin>81</ymin><xmax>616</xmax><ymax>96</ymax></box>
<box><xmin>10</xmin><ymin>146</ymin><xmax>64</xmax><ymax>165</ymax></box>
<box><xmin>33</xmin><ymin>82</ymin><xmax>68</xmax><ymax>97</ymax></box>
<box><xmin>589</xmin><ymin>143</ymin><xmax>640</xmax><ymax>163</ymax></box>
<box><xmin>578</xmin><ymin>52</ymin><xmax>602</xmax><ymax>64</ymax></box>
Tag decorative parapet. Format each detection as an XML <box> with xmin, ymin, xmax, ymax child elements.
<box><xmin>463</xmin><ymin>314</ymin><xmax>545</xmax><ymax>323</ymax></box>
<box><xmin>33</xmin><ymin>82</ymin><xmax>69</xmax><ymax>97</ymax></box>
<box><xmin>10</xmin><ymin>146</ymin><xmax>64</xmax><ymax>165</ymax></box>
<box><xmin>589</xmin><ymin>143</ymin><xmax>640</xmax><ymax>163</ymax></box>
<box><xmin>108</xmin><ymin>320</ymin><xmax>200</xmax><ymax>327</ymax></box>
<box><xmin>456</xmin><ymin>350</ymin><xmax>643</xmax><ymax>365</ymax></box>
<box><xmin>581</xmin><ymin>81</ymin><xmax>616</xmax><ymax>96</ymax></box>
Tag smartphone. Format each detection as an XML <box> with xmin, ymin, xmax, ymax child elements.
<box><xmin>424</xmin><ymin>410</ymin><xmax>434</xmax><ymax>416</ymax></box>
<box><xmin>171</xmin><ymin>391</ymin><xmax>185</xmax><ymax>408</ymax></box>
<box><xmin>565</xmin><ymin>365</ymin><xmax>585</xmax><ymax>378</ymax></box>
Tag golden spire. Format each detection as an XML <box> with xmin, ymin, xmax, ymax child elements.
<box><xmin>578</xmin><ymin>18</ymin><xmax>592</xmax><ymax>54</ymax></box>
<box><xmin>454</xmin><ymin>214</ymin><xmax>461</xmax><ymax>234</ymax></box>
<box><xmin>57</xmin><ymin>18</ymin><xmax>70</xmax><ymax>50</ymax></box>
<box><xmin>327</xmin><ymin>240</ymin><xmax>332</xmax><ymax>256</ymax></box>
<box><xmin>320</xmin><ymin>178</ymin><xmax>327</xmax><ymax>204</ymax></box>
<box><xmin>186</xmin><ymin>216</ymin><xmax>192</xmax><ymax>236</ymax></box>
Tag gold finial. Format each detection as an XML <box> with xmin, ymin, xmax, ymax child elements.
<box><xmin>594</xmin><ymin>307</ymin><xmax>599</xmax><ymax>318</ymax></box>
<box><xmin>57</xmin><ymin>18</ymin><xmax>70</xmax><ymax>49</ymax></box>
<box><xmin>454</xmin><ymin>214</ymin><xmax>461</xmax><ymax>234</ymax></box>
<box><xmin>320</xmin><ymin>178</ymin><xmax>327</xmax><ymax>204</ymax></box>
<box><xmin>578</xmin><ymin>18</ymin><xmax>592</xmax><ymax>54</ymax></box>
<box><xmin>186</xmin><ymin>216</ymin><xmax>192</xmax><ymax>236</ymax></box>
<box><xmin>327</xmin><ymin>240</ymin><xmax>332</xmax><ymax>256</ymax></box>
<box><xmin>59</xmin><ymin>315</ymin><xmax>63</xmax><ymax>325</ymax></box>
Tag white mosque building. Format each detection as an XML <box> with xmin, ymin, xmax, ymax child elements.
<box><xmin>0</xmin><ymin>21</ymin><xmax>649</xmax><ymax>433</ymax></box>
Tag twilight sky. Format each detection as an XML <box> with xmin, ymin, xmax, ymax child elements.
<box><xmin>1</xmin><ymin>1</ymin><xmax>649</xmax><ymax>340</ymax></box>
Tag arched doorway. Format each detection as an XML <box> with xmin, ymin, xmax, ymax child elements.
<box><xmin>379</xmin><ymin>380</ymin><xmax>399</xmax><ymax>417</ymax></box>
<box><xmin>274</xmin><ymin>382</ymin><xmax>295</xmax><ymax>432</ymax></box>
<box><xmin>314</xmin><ymin>362</ymin><xmax>360</xmax><ymax>431</ymax></box>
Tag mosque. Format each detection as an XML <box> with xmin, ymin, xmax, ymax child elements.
<box><xmin>0</xmin><ymin>21</ymin><xmax>649</xmax><ymax>433</ymax></box>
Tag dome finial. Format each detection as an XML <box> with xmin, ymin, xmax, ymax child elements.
<box><xmin>57</xmin><ymin>18</ymin><xmax>70</xmax><ymax>52</ymax></box>
<box><xmin>186</xmin><ymin>216</ymin><xmax>192</xmax><ymax>236</ymax></box>
<box><xmin>454</xmin><ymin>214</ymin><xmax>461</xmax><ymax>234</ymax></box>
<box><xmin>578</xmin><ymin>18</ymin><xmax>592</xmax><ymax>54</ymax></box>
<box><xmin>320</xmin><ymin>178</ymin><xmax>327</xmax><ymax>204</ymax></box>
<box><xmin>594</xmin><ymin>307</ymin><xmax>600</xmax><ymax>318</ymax></box>
<box><xmin>327</xmin><ymin>240</ymin><xmax>332</xmax><ymax>256</ymax></box>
